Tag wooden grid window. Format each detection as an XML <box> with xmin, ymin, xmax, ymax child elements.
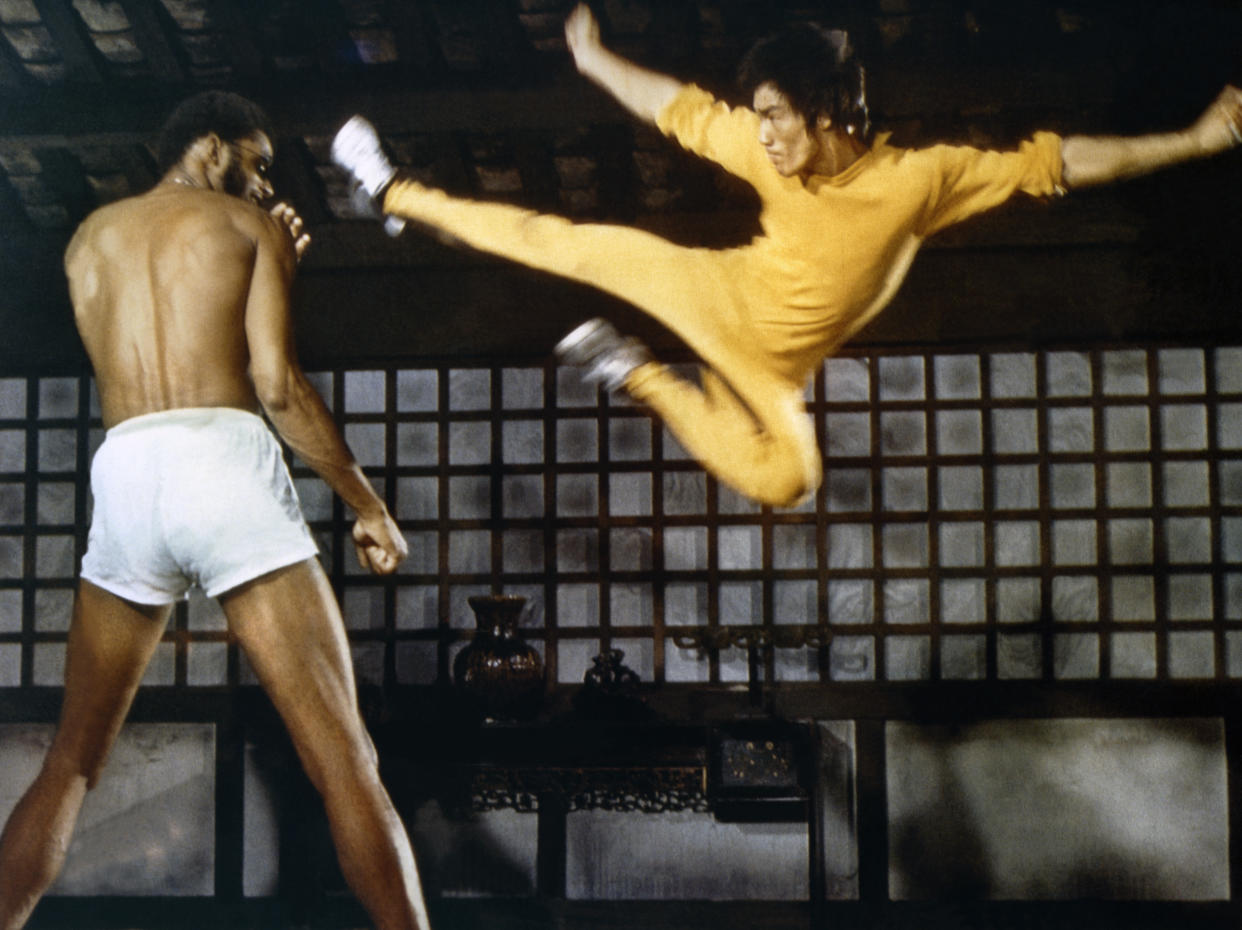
<box><xmin>0</xmin><ymin>344</ymin><xmax>1240</xmax><ymax>691</ymax></box>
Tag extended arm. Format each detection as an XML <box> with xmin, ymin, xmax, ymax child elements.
<box><xmin>1061</xmin><ymin>84</ymin><xmax>1242</xmax><ymax>189</ymax></box>
<box><xmin>565</xmin><ymin>2</ymin><xmax>683</xmax><ymax>124</ymax></box>
<box><xmin>244</xmin><ymin>211</ymin><xmax>406</xmax><ymax>574</ymax></box>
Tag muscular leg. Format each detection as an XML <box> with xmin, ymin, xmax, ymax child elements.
<box><xmin>219</xmin><ymin>559</ymin><xmax>429</xmax><ymax>930</ymax></box>
<box><xmin>0</xmin><ymin>582</ymin><xmax>171</xmax><ymax>930</ymax></box>
<box><xmin>382</xmin><ymin>179</ymin><xmax>820</xmax><ymax>506</ymax></box>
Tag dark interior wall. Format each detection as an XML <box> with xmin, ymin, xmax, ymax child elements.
<box><xmin>284</xmin><ymin>171</ymin><xmax>1242</xmax><ymax>367</ymax></box>
<box><xmin>15</xmin><ymin>172</ymin><xmax>1241</xmax><ymax>377</ymax></box>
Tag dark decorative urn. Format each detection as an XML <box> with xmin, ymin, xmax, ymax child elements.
<box><xmin>453</xmin><ymin>594</ymin><xmax>545</xmax><ymax>721</ymax></box>
<box><xmin>573</xmin><ymin>648</ymin><xmax>653</xmax><ymax>721</ymax></box>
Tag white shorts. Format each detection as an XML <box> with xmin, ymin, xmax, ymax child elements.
<box><xmin>80</xmin><ymin>408</ymin><xmax>319</xmax><ymax>605</ymax></box>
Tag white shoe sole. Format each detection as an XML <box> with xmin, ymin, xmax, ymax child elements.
<box><xmin>555</xmin><ymin>318</ymin><xmax>617</xmax><ymax>364</ymax></box>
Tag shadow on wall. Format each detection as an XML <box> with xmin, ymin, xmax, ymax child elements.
<box><xmin>0</xmin><ymin>723</ymin><xmax>217</xmax><ymax>897</ymax></box>
<box><xmin>887</xmin><ymin>717</ymin><xmax>1229</xmax><ymax>901</ymax></box>
<box><xmin>244</xmin><ymin>714</ymin><xmax>540</xmax><ymax>905</ymax></box>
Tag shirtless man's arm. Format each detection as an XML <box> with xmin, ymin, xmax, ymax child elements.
<box><xmin>243</xmin><ymin>208</ymin><xmax>406</xmax><ymax>574</ymax></box>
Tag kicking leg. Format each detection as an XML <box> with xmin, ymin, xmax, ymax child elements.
<box><xmin>219</xmin><ymin>559</ymin><xmax>429</xmax><ymax>930</ymax></box>
<box><xmin>631</xmin><ymin>363</ymin><xmax>820</xmax><ymax>507</ymax></box>
<box><xmin>334</xmin><ymin>117</ymin><xmax>819</xmax><ymax>505</ymax></box>
<box><xmin>379</xmin><ymin>178</ymin><xmax>821</xmax><ymax>504</ymax></box>
<box><xmin>0</xmin><ymin>582</ymin><xmax>170</xmax><ymax>930</ymax></box>
<box><xmin>631</xmin><ymin>365</ymin><xmax>819</xmax><ymax>508</ymax></box>
<box><xmin>557</xmin><ymin>318</ymin><xmax>818</xmax><ymax>506</ymax></box>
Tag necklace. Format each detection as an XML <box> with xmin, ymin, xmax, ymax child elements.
<box><xmin>171</xmin><ymin>175</ymin><xmax>198</xmax><ymax>189</ymax></box>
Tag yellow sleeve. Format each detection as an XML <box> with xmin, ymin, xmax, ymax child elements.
<box><xmin>920</xmin><ymin>131</ymin><xmax>1065</xmax><ymax>236</ymax></box>
<box><xmin>656</xmin><ymin>84</ymin><xmax>771</xmax><ymax>184</ymax></box>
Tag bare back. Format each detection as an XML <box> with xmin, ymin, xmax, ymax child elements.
<box><xmin>65</xmin><ymin>185</ymin><xmax>291</xmax><ymax>428</ymax></box>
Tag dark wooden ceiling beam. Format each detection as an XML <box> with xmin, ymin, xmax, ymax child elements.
<box><xmin>35</xmin><ymin>146</ymin><xmax>93</xmax><ymax>227</ymax></box>
<box><xmin>199</xmin><ymin>0</ymin><xmax>263</xmax><ymax>80</ymax></box>
<box><xmin>0</xmin><ymin>32</ymin><xmax>30</xmax><ymax>89</ymax></box>
<box><xmin>383</xmin><ymin>0</ymin><xmax>443</xmax><ymax>75</ymax></box>
<box><xmin>475</xmin><ymin>0</ymin><xmax>537</xmax><ymax>75</ymax></box>
<box><xmin>0</xmin><ymin>194</ymin><xmax>1147</xmax><ymax>278</ymax></box>
<box><xmin>31</xmin><ymin>0</ymin><xmax>105</xmax><ymax>83</ymax></box>
<box><xmin>0</xmin><ymin>82</ymin><xmax>625</xmax><ymax>145</ymax></box>
<box><xmin>116</xmin><ymin>0</ymin><xmax>185</xmax><ymax>83</ymax></box>
<box><xmin>0</xmin><ymin>58</ymin><xmax>1138</xmax><ymax>147</ymax></box>
<box><xmin>109</xmin><ymin>144</ymin><xmax>157</xmax><ymax>194</ymax></box>
<box><xmin>0</xmin><ymin>174</ymin><xmax>34</xmax><ymax>235</ymax></box>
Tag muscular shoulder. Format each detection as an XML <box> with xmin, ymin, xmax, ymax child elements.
<box><xmin>221</xmin><ymin>195</ymin><xmax>296</xmax><ymax>269</ymax></box>
<box><xmin>180</xmin><ymin>190</ymin><xmax>286</xmax><ymax>252</ymax></box>
<box><xmin>64</xmin><ymin>195</ymin><xmax>139</xmax><ymax>279</ymax></box>
<box><xmin>66</xmin><ymin>189</ymin><xmax>293</xmax><ymax>287</ymax></box>
<box><xmin>217</xmin><ymin>193</ymin><xmax>283</xmax><ymax>238</ymax></box>
<box><xmin>91</xmin><ymin>187</ymin><xmax>284</xmax><ymax>241</ymax></box>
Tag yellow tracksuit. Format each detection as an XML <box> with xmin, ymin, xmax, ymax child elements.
<box><xmin>382</xmin><ymin>85</ymin><xmax>1064</xmax><ymax>506</ymax></box>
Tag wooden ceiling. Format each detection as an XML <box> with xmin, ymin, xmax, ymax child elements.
<box><xmin>1</xmin><ymin>0</ymin><xmax>1240</xmax><ymax>373</ymax></box>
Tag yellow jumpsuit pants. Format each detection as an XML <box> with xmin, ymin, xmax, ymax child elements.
<box><xmin>383</xmin><ymin>180</ymin><xmax>821</xmax><ymax>507</ymax></box>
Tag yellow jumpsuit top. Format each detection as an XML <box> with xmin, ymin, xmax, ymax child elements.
<box><xmin>656</xmin><ymin>84</ymin><xmax>1066</xmax><ymax>381</ymax></box>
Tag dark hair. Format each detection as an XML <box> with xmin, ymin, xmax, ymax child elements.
<box><xmin>738</xmin><ymin>23</ymin><xmax>871</xmax><ymax>142</ymax></box>
<box><xmin>156</xmin><ymin>91</ymin><xmax>273</xmax><ymax>173</ymax></box>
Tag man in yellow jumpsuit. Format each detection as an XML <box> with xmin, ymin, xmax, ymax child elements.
<box><xmin>334</xmin><ymin>3</ymin><xmax>1242</xmax><ymax>508</ymax></box>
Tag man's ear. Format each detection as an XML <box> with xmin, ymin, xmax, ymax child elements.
<box><xmin>182</xmin><ymin>132</ymin><xmax>223</xmax><ymax>171</ymax></box>
<box><xmin>203</xmin><ymin>132</ymin><xmax>225</xmax><ymax>166</ymax></box>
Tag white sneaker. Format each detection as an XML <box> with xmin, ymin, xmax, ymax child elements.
<box><xmin>555</xmin><ymin>318</ymin><xmax>653</xmax><ymax>392</ymax></box>
<box><xmin>331</xmin><ymin>115</ymin><xmax>397</xmax><ymax>199</ymax></box>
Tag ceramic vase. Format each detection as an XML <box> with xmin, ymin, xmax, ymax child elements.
<box><xmin>452</xmin><ymin>594</ymin><xmax>545</xmax><ymax>721</ymax></box>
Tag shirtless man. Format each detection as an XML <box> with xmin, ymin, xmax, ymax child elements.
<box><xmin>0</xmin><ymin>91</ymin><xmax>431</xmax><ymax>930</ymax></box>
<box><xmin>333</xmin><ymin>3</ymin><xmax>1242</xmax><ymax>508</ymax></box>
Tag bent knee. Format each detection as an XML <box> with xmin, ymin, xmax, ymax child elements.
<box><xmin>764</xmin><ymin>405</ymin><xmax>823</xmax><ymax>508</ymax></box>
<box><xmin>760</xmin><ymin>472</ymin><xmax>820</xmax><ymax>509</ymax></box>
<box><xmin>758</xmin><ymin>447</ymin><xmax>823</xmax><ymax>509</ymax></box>
<box><xmin>738</xmin><ymin>459</ymin><xmax>820</xmax><ymax>509</ymax></box>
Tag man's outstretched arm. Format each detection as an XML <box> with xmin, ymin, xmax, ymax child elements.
<box><xmin>244</xmin><ymin>209</ymin><xmax>407</xmax><ymax>575</ymax></box>
<box><xmin>565</xmin><ymin>2</ymin><xmax>683</xmax><ymax>124</ymax></box>
<box><xmin>1061</xmin><ymin>84</ymin><xmax>1242</xmax><ymax>188</ymax></box>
